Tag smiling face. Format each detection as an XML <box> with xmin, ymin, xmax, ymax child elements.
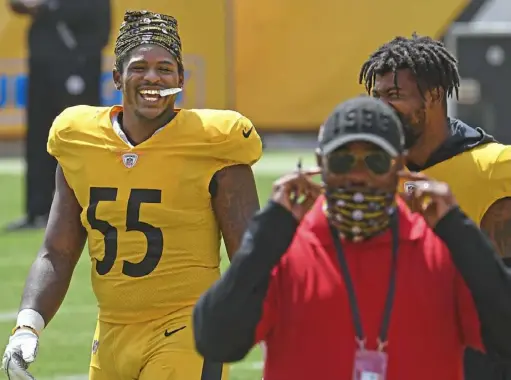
<box><xmin>113</xmin><ymin>44</ymin><xmax>184</xmax><ymax>122</ymax></box>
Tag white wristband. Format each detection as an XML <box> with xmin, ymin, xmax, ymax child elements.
<box><xmin>16</xmin><ymin>309</ymin><xmax>45</xmax><ymax>335</ymax></box>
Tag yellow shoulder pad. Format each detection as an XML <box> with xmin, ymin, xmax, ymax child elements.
<box><xmin>192</xmin><ymin>109</ymin><xmax>263</xmax><ymax>166</ymax></box>
<box><xmin>47</xmin><ymin>105</ymin><xmax>109</xmax><ymax>159</ymax></box>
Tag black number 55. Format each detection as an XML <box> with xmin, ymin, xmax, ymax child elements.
<box><xmin>86</xmin><ymin>187</ymin><xmax>164</xmax><ymax>278</ymax></box>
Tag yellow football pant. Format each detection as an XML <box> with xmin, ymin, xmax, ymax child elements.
<box><xmin>89</xmin><ymin>312</ymin><xmax>229</xmax><ymax>380</ymax></box>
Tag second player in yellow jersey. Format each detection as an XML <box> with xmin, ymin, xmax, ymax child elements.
<box><xmin>2</xmin><ymin>10</ymin><xmax>262</xmax><ymax>380</ymax></box>
<box><xmin>359</xmin><ymin>33</ymin><xmax>511</xmax><ymax>380</ymax></box>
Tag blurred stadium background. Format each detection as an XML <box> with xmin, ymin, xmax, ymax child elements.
<box><xmin>1</xmin><ymin>0</ymin><xmax>511</xmax><ymax>378</ymax></box>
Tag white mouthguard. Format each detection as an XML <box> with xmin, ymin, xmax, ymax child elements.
<box><xmin>159</xmin><ymin>88</ymin><xmax>183</xmax><ymax>97</ymax></box>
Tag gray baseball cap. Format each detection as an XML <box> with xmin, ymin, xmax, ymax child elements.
<box><xmin>318</xmin><ymin>96</ymin><xmax>405</xmax><ymax>157</ymax></box>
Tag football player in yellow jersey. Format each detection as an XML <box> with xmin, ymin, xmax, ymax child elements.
<box><xmin>359</xmin><ymin>33</ymin><xmax>511</xmax><ymax>380</ymax></box>
<box><xmin>2</xmin><ymin>10</ymin><xmax>262</xmax><ymax>380</ymax></box>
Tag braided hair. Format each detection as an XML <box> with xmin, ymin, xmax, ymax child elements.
<box><xmin>114</xmin><ymin>10</ymin><xmax>184</xmax><ymax>74</ymax></box>
<box><xmin>359</xmin><ymin>33</ymin><xmax>460</xmax><ymax>101</ymax></box>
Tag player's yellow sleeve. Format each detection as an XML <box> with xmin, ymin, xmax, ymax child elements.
<box><xmin>212</xmin><ymin>115</ymin><xmax>263</xmax><ymax>167</ymax></box>
<box><xmin>487</xmin><ymin>146</ymin><xmax>511</xmax><ymax>206</ymax></box>
<box><xmin>47</xmin><ymin>106</ymin><xmax>78</xmax><ymax>159</ymax></box>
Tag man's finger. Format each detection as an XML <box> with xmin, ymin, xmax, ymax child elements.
<box><xmin>299</xmin><ymin>195</ymin><xmax>318</xmax><ymax>212</ymax></box>
<box><xmin>413</xmin><ymin>191</ymin><xmax>434</xmax><ymax>211</ymax></box>
<box><xmin>278</xmin><ymin>174</ymin><xmax>320</xmax><ymax>192</ymax></box>
<box><xmin>301</xmin><ymin>167</ymin><xmax>322</xmax><ymax>176</ymax></box>
<box><xmin>398</xmin><ymin>192</ymin><xmax>422</xmax><ymax>213</ymax></box>
<box><xmin>3</xmin><ymin>354</ymin><xmax>35</xmax><ymax>380</ymax></box>
<box><xmin>272</xmin><ymin>170</ymin><xmax>317</xmax><ymax>190</ymax></box>
<box><xmin>273</xmin><ymin>173</ymin><xmax>298</xmax><ymax>189</ymax></box>
<box><xmin>398</xmin><ymin>170</ymin><xmax>429</xmax><ymax>181</ymax></box>
<box><xmin>412</xmin><ymin>181</ymin><xmax>449</xmax><ymax>198</ymax></box>
<box><xmin>309</xmin><ymin>182</ymin><xmax>323</xmax><ymax>196</ymax></box>
<box><xmin>299</xmin><ymin>181</ymin><xmax>322</xmax><ymax>202</ymax></box>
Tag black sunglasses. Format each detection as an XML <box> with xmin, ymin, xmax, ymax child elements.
<box><xmin>327</xmin><ymin>151</ymin><xmax>394</xmax><ymax>175</ymax></box>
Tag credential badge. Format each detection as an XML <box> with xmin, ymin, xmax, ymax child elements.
<box><xmin>122</xmin><ymin>153</ymin><xmax>139</xmax><ymax>168</ymax></box>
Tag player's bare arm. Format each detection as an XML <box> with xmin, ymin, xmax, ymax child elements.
<box><xmin>212</xmin><ymin>164</ymin><xmax>260</xmax><ymax>259</ymax></box>
<box><xmin>19</xmin><ymin>164</ymin><xmax>87</xmax><ymax>324</ymax></box>
<box><xmin>480</xmin><ymin>197</ymin><xmax>511</xmax><ymax>258</ymax></box>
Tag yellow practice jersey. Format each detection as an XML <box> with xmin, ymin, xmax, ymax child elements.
<box><xmin>401</xmin><ymin>142</ymin><xmax>511</xmax><ymax>226</ymax></box>
<box><xmin>47</xmin><ymin>105</ymin><xmax>263</xmax><ymax>324</ymax></box>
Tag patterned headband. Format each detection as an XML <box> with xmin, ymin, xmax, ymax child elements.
<box><xmin>114</xmin><ymin>10</ymin><xmax>182</xmax><ymax>66</ymax></box>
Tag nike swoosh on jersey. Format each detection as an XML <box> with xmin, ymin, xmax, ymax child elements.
<box><xmin>242</xmin><ymin>127</ymin><xmax>254</xmax><ymax>138</ymax></box>
<box><xmin>164</xmin><ymin>326</ymin><xmax>186</xmax><ymax>337</ymax></box>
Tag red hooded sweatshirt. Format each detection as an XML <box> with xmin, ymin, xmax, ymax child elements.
<box><xmin>255</xmin><ymin>196</ymin><xmax>484</xmax><ymax>380</ymax></box>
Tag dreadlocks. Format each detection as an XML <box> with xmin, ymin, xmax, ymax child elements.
<box><xmin>114</xmin><ymin>10</ymin><xmax>183</xmax><ymax>74</ymax></box>
<box><xmin>359</xmin><ymin>33</ymin><xmax>460</xmax><ymax>100</ymax></box>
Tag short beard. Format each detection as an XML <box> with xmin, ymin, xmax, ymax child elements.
<box><xmin>389</xmin><ymin>104</ymin><xmax>426</xmax><ymax>150</ymax></box>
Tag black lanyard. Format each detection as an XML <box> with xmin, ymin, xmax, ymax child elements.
<box><xmin>329</xmin><ymin>216</ymin><xmax>399</xmax><ymax>351</ymax></box>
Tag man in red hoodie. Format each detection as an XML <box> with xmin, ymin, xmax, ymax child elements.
<box><xmin>193</xmin><ymin>96</ymin><xmax>511</xmax><ymax>380</ymax></box>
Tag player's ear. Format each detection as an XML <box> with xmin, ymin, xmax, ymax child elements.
<box><xmin>426</xmin><ymin>87</ymin><xmax>444</xmax><ymax>104</ymax></box>
<box><xmin>112</xmin><ymin>69</ymin><xmax>122</xmax><ymax>91</ymax></box>
<box><xmin>178</xmin><ymin>72</ymin><xmax>184</xmax><ymax>88</ymax></box>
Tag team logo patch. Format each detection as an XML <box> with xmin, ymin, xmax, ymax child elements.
<box><xmin>92</xmin><ymin>339</ymin><xmax>99</xmax><ymax>354</ymax></box>
<box><xmin>122</xmin><ymin>153</ymin><xmax>139</xmax><ymax>168</ymax></box>
<box><xmin>404</xmin><ymin>181</ymin><xmax>417</xmax><ymax>193</ymax></box>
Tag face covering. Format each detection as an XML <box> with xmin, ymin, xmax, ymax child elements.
<box><xmin>324</xmin><ymin>186</ymin><xmax>397</xmax><ymax>242</ymax></box>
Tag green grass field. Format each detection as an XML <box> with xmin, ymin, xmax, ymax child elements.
<box><xmin>0</xmin><ymin>150</ymin><xmax>317</xmax><ymax>380</ymax></box>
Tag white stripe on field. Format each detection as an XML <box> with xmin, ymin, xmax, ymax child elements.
<box><xmin>0</xmin><ymin>306</ymin><xmax>96</xmax><ymax>323</ymax></box>
<box><xmin>0</xmin><ymin>158</ymin><xmax>23</xmax><ymax>175</ymax></box>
